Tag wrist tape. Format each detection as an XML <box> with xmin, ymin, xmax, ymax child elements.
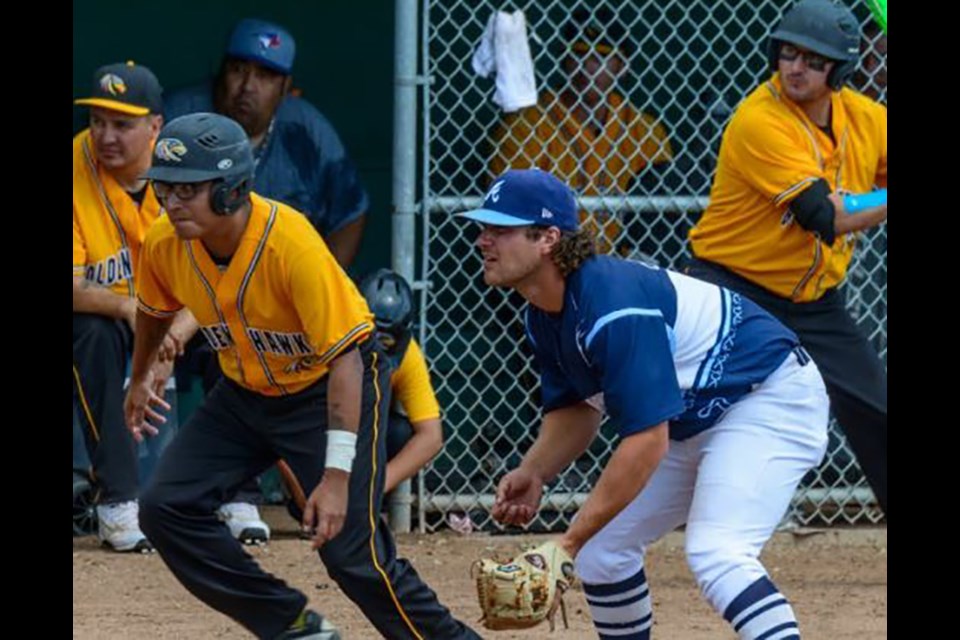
<box><xmin>325</xmin><ymin>429</ymin><xmax>357</xmax><ymax>472</ymax></box>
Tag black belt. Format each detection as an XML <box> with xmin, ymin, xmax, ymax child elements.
<box><xmin>792</xmin><ymin>345</ymin><xmax>811</xmax><ymax>367</ymax></box>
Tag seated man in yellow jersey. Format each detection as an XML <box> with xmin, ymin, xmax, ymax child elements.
<box><xmin>359</xmin><ymin>270</ymin><xmax>443</xmax><ymax>495</ymax></box>
<box><xmin>73</xmin><ymin>61</ymin><xmax>197</xmax><ymax>552</ymax></box>
<box><xmin>686</xmin><ymin>0</ymin><xmax>888</xmax><ymax>512</ymax></box>
<box><xmin>488</xmin><ymin>7</ymin><xmax>674</xmax><ymax>255</ymax></box>
<box><xmin>125</xmin><ymin>112</ymin><xmax>481</xmax><ymax>640</ymax></box>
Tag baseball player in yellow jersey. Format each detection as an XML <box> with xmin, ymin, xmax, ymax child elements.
<box><xmin>73</xmin><ymin>61</ymin><xmax>197</xmax><ymax>552</ymax></box>
<box><xmin>687</xmin><ymin>0</ymin><xmax>888</xmax><ymax>512</ymax></box>
<box><xmin>487</xmin><ymin>8</ymin><xmax>674</xmax><ymax>255</ymax></box>
<box><xmin>359</xmin><ymin>270</ymin><xmax>443</xmax><ymax>494</ymax></box>
<box><xmin>124</xmin><ymin>113</ymin><xmax>480</xmax><ymax>640</ymax></box>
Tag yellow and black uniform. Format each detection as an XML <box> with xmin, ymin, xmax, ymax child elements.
<box><xmin>489</xmin><ymin>89</ymin><xmax>673</xmax><ymax>253</ymax></box>
<box><xmin>685</xmin><ymin>73</ymin><xmax>888</xmax><ymax>512</ymax></box>
<box><xmin>689</xmin><ymin>74</ymin><xmax>887</xmax><ymax>302</ymax></box>
<box><xmin>136</xmin><ymin>193</ymin><xmax>479</xmax><ymax>640</ymax></box>
<box><xmin>73</xmin><ymin>128</ymin><xmax>163</xmax><ymax>504</ymax></box>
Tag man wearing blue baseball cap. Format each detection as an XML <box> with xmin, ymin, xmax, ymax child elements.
<box><xmin>460</xmin><ymin>168</ymin><xmax>831</xmax><ymax>638</ymax></box>
<box><xmin>165</xmin><ymin>18</ymin><xmax>369</xmax><ymax>267</ymax></box>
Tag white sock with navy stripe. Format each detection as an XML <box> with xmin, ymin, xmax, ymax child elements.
<box><xmin>723</xmin><ymin>576</ymin><xmax>800</xmax><ymax>639</ymax></box>
<box><xmin>583</xmin><ymin>567</ymin><xmax>653</xmax><ymax>640</ymax></box>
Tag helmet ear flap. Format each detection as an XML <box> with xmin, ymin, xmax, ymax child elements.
<box><xmin>210</xmin><ymin>175</ymin><xmax>253</xmax><ymax>215</ymax></box>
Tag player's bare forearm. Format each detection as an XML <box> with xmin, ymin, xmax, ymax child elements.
<box><xmin>130</xmin><ymin>310</ymin><xmax>174</xmax><ymax>383</ymax></box>
<box><xmin>325</xmin><ymin>214</ymin><xmax>366</xmax><ymax>268</ymax></box>
<box><xmin>327</xmin><ymin>346</ymin><xmax>363</xmax><ymax>437</ymax></box>
<box><xmin>560</xmin><ymin>422</ymin><xmax>668</xmax><ymax>558</ymax></box>
<box><xmin>169</xmin><ymin>308</ymin><xmax>200</xmax><ymax>345</ymax></box>
<box><xmin>384</xmin><ymin>417</ymin><xmax>443</xmax><ymax>493</ymax></box>
<box><xmin>520</xmin><ymin>403</ymin><xmax>602</xmax><ymax>483</ymax></box>
<box><xmin>72</xmin><ymin>277</ymin><xmax>135</xmax><ymax>322</ymax></box>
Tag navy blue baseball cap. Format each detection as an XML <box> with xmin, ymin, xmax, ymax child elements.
<box><xmin>459</xmin><ymin>169</ymin><xmax>579</xmax><ymax>231</ymax></box>
<box><xmin>226</xmin><ymin>18</ymin><xmax>296</xmax><ymax>75</ymax></box>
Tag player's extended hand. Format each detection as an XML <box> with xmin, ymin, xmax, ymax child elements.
<box><xmin>492</xmin><ymin>468</ymin><xmax>543</xmax><ymax>526</ymax></box>
<box><xmin>303</xmin><ymin>469</ymin><xmax>350</xmax><ymax>550</ymax></box>
<box><xmin>158</xmin><ymin>331</ymin><xmax>185</xmax><ymax>363</ymax></box>
<box><xmin>123</xmin><ymin>371</ymin><xmax>171</xmax><ymax>443</ymax></box>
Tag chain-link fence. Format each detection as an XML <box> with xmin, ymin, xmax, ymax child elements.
<box><xmin>415</xmin><ymin>0</ymin><xmax>886</xmax><ymax>532</ymax></box>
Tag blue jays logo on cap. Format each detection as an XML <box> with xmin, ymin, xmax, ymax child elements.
<box><xmin>257</xmin><ymin>32</ymin><xmax>282</xmax><ymax>50</ymax></box>
<box><xmin>458</xmin><ymin>169</ymin><xmax>579</xmax><ymax>231</ymax></box>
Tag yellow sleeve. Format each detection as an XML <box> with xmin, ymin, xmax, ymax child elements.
<box><xmin>73</xmin><ymin>207</ymin><xmax>86</xmax><ymax>278</ymax></box>
<box><xmin>392</xmin><ymin>339</ymin><xmax>441</xmax><ymax>423</ymax></box>
<box><xmin>875</xmin><ymin>107</ymin><xmax>887</xmax><ymax>189</ymax></box>
<box><xmin>725</xmin><ymin>106</ymin><xmax>824</xmax><ymax>206</ymax></box>
<box><xmin>135</xmin><ymin>223</ymin><xmax>183</xmax><ymax>318</ymax></box>
<box><xmin>288</xmin><ymin>244</ymin><xmax>373</xmax><ymax>364</ymax></box>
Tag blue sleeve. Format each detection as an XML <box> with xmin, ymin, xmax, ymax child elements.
<box><xmin>299</xmin><ymin>102</ymin><xmax>369</xmax><ymax>234</ymax></box>
<box><xmin>585</xmin><ymin>313</ymin><xmax>684</xmax><ymax>436</ymax></box>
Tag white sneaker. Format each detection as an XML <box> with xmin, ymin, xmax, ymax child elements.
<box><xmin>97</xmin><ymin>500</ymin><xmax>152</xmax><ymax>553</ymax></box>
<box><xmin>217</xmin><ymin>502</ymin><xmax>270</xmax><ymax>544</ymax></box>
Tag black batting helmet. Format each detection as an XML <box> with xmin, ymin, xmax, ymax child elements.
<box><xmin>767</xmin><ymin>0</ymin><xmax>860</xmax><ymax>90</ymax></box>
<box><xmin>145</xmin><ymin>112</ymin><xmax>255</xmax><ymax>215</ymax></box>
<box><xmin>360</xmin><ymin>269</ymin><xmax>415</xmax><ymax>361</ymax></box>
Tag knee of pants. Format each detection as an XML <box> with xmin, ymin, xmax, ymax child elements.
<box><xmin>575</xmin><ymin>537</ymin><xmax>646</xmax><ymax>585</ymax></box>
<box><xmin>138</xmin><ymin>482</ymin><xmax>198</xmax><ymax>539</ymax></box>
<box><xmin>685</xmin><ymin>532</ymin><xmax>764</xmax><ymax>611</ymax></box>
<box><xmin>318</xmin><ymin>533</ymin><xmax>375</xmax><ymax>584</ymax></box>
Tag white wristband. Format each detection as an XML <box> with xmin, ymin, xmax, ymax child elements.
<box><xmin>325</xmin><ymin>430</ymin><xmax>357</xmax><ymax>472</ymax></box>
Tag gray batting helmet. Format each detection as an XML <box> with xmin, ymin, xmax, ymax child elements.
<box><xmin>767</xmin><ymin>0</ymin><xmax>860</xmax><ymax>90</ymax></box>
<box><xmin>145</xmin><ymin>112</ymin><xmax>255</xmax><ymax>214</ymax></box>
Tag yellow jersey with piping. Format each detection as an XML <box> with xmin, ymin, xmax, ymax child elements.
<box><xmin>136</xmin><ymin>192</ymin><xmax>374</xmax><ymax>396</ymax></box>
<box><xmin>73</xmin><ymin>129</ymin><xmax>163</xmax><ymax>297</ymax></box>
<box><xmin>391</xmin><ymin>339</ymin><xmax>440</xmax><ymax>423</ymax></box>
<box><xmin>689</xmin><ymin>74</ymin><xmax>887</xmax><ymax>302</ymax></box>
<box><xmin>489</xmin><ymin>89</ymin><xmax>673</xmax><ymax>253</ymax></box>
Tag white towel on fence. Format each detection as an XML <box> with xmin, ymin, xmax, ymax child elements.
<box><xmin>471</xmin><ymin>10</ymin><xmax>538</xmax><ymax>112</ymax></box>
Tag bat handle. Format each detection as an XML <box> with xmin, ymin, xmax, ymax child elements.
<box><xmin>843</xmin><ymin>189</ymin><xmax>887</xmax><ymax>213</ymax></box>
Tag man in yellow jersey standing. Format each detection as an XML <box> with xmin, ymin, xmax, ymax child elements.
<box><xmin>686</xmin><ymin>0</ymin><xmax>888</xmax><ymax>512</ymax></box>
<box><xmin>124</xmin><ymin>112</ymin><xmax>480</xmax><ymax>640</ymax></box>
<box><xmin>73</xmin><ymin>61</ymin><xmax>196</xmax><ymax>552</ymax></box>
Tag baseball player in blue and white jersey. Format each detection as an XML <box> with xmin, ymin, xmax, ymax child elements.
<box><xmin>458</xmin><ymin>169</ymin><xmax>830</xmax><ymax>640</ymax></box>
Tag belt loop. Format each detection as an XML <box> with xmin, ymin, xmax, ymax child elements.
<box><xmin>792</xmin><ymin>345</ymin><xmax>811</xmax><ymax>366</ymax></box>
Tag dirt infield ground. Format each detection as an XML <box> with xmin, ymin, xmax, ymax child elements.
<box><xmin>73</xmin><ymin>506</ymin><xmax>886</xmax><ymax>639</ymax></box>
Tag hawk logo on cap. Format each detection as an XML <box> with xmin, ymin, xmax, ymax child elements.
<box><xmin>99</xmin><ymin>73</ymin><xmax>127</xmax><ymax>96</ymax></box>
<box><xmin>257</xmin><ymin>32</ymin><xmax>282</xmax><ymax>50</ymax></box>
<box><xmin>155</xmin><ymin>138</ymin><xmax>188</xmax><ymax>163</ymax></box>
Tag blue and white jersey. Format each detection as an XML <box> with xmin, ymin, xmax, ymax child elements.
<box><xmin>525</xmin><ymin>256</ymin><xmax>800</xmax><ymax>440</ymax></box>
<box><xmin>164</xmin><ymin>82</ymin><xmax>369</xmax><ymax>236</ymax></box>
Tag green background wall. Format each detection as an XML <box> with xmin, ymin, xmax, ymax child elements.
<box><xmin>73</xmin><ymin>0</ymin><xmax>396</xmax><ymax>278</ymax></box>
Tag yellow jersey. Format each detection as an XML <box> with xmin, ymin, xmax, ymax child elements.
<box><xmin>689</xmin><ymin>74</ymin><xmax>887</xmax><ymax>301</ymax></box>
<box><xmin>137</xmin><ymin>193</ymin><xmax>374</xmax><ymax>396</ymax></box>
<box><xmin>73</xmin><ymin>129</ymin><xmax>162</xmax><ymax>297</ymax></box>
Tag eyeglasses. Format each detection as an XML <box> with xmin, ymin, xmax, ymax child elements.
<box><xmin>152</xmin><ymin>181</ymin><xmax>209</xmax><ymax>202</ymax></box>
<box><xmin>778</xmin><ymin>43</ymin><xmax>833</xmax><ymax>72</ymax></box>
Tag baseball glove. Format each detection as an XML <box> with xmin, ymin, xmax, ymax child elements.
<box><xmin>472</xmin><ymin>540</ymin><xmax>576</xmax><ymax>631</ymax></box>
